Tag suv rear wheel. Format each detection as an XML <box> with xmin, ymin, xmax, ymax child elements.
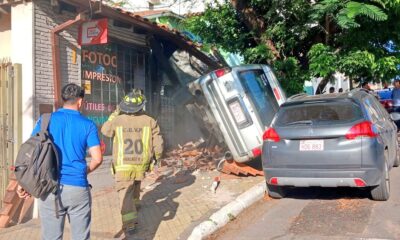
<box><xmin>266</xmin><ymin>183</ymin><xmax>286</xmax><ymax>199</ymax></box>
<box><xmin>370</xmin><ymin>156</ymin><xmax>390</xmax><ymax>201</ymax></box>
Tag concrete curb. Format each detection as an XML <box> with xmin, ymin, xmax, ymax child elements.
<box><xmin>188</xmin><ymin>181</ymin><xmax>266</xmax><ymax>240</ymax></box>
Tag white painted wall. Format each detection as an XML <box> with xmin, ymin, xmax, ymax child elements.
<box><xmin>0</xmin><ymin>14</ymin><xmax>11</xmax><ymax>59</ymax></box>
<box><xmin>123</xmin><ymin>0</ymin><xmax>223</xmax><ymax>15</ymax></box>
<box><xmin>11</xmin><ymin>2</ymin><xmax>34</xmax><ymax>142</ymax></box>
<box><xmin>309</xmin><ymin>72</ymin><xmax>350</xmax><ymax>95</ymax></box>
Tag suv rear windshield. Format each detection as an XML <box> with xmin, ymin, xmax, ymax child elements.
<box><xmin>237</xmin><ymin>70</ymin><xmax>279</xmax><ymax>126</ymax></box>
<box><xmin>274</xmin><ymin>100</ymin><xmax>363</xmax><ymax>126</ymax></box>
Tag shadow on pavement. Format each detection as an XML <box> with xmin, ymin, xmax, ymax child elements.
<box><xmin>284</xmin><ymin>186</ymin><xmax>371</xmax><ymax>200</ymax></box>
<box><xmin>123</xmin><ymin>172</ymin><xmax>196</xmax><ymax>240</ymax></box>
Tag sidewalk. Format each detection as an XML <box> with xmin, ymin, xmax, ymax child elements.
<box><xmin>0</xmin><ymin>158</ymin><xmax>263</xmax><ymax>240</ymax></box>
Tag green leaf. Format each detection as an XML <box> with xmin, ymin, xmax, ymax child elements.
<box><xmin>346</xmin><ymin>2</ymin><xmax>388</xmax><ymax>21</ymax></box>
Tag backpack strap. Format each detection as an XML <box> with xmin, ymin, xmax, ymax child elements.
<box><xmin>38</xmin><ymin>113</ymin><xmax>61</xmax><ymax>217</ymax></box>
<box><xmin>40</xmin><ymin>113</ymin><xmax>51</xmax><ymax>132</ymax></box>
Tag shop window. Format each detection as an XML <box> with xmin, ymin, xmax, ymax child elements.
<box><xmin>81</xmin><ymin>43</ymin><xmax>149</xmax><ymax>155</ymax></box>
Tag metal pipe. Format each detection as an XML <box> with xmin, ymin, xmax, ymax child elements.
<box><xmin>50</xmin><ymin>13</ymin><xmax>85</xmax><ymax>109</ymax></box>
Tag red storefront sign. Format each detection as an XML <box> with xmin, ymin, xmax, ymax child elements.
<box><xmin>79</xmin><ymin>19</ymin><xmax>108</xmax><ymax>45</ymax></box>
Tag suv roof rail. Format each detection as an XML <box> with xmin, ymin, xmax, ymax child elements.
<box><xmin>349</xmin><ymin>88</ymin><xmax>371</xmax><ymax>94</ymax></box>
<box><xmin>288</xmin><ymin>93</ymin><xmax>308</xmax><ymax>101</ymax></box>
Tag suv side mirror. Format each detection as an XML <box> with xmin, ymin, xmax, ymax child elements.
<box><xmin>390</xmin><ymin>112</ymin><xmax>400</xmax><ymax>121</ymax></box>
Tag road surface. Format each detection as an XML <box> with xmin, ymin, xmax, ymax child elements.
<box><xmin>210</xmin><ymin>166</ymin><xmax>400</xmax><ymax>240</ymax></box>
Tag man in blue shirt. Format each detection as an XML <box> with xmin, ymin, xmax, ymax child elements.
<box><xmin>392</xmin><ymin>80</ymin><xmax>400</xmax><ymax>108</ymax></box>
<box><xmin>391</xmin><ymin>80</ymin><xmax>400</xmax><ymax>130</ymax></box>
<box><xmin>17</xmin><ymin>83</ymin><xmax>103</xmax><ymax>240</ymax></box>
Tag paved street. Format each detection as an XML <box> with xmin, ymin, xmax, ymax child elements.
<box><xmin>210</xmin><ymin>166</ymin><xmax>400</xmax><ymax>240</ymax></box>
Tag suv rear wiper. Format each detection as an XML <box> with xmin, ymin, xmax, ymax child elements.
<box><xmin>285</xmin><ymin>120</ymin><xmax>313</xmax><ymax>126</ymax></box>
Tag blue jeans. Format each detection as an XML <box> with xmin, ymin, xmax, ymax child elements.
<box><xmin>39</xmin><ymin>184</ymin><xmax>92</xmax><ymax>240</ymax></box>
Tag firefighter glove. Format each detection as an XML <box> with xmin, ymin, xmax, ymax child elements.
<box><xmin>108</xmin><ymin>106</ymin><xmax>120</xmax><ymax>121</ymax></box>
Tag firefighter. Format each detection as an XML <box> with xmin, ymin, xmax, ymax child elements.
<box><xmin>101</xmin><ymin>89</ymin><xmax>163</xmax><ymax>236</ymax></box>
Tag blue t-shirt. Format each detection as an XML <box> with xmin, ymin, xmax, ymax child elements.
<box><xmin>32</xmin><ymin>108</ymin><xmax>100</xmax><ymax>187</ymax></box>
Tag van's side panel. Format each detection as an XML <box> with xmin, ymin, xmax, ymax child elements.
<box><xmin>198</xmin><ymin>65</ymin><xmax>286</xmax><ymax>163</ymax></box>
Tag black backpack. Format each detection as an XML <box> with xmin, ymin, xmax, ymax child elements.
<box><xmin>14</xmin><ymin>113</ymin><xmax>59</xmax><ymax>199</ymax></box>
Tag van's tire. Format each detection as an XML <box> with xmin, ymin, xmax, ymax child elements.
<box><xmin>370</xmin><ymin>157</ymin><xmax>390</xmax><ymax>201</ymax></box>
<box><xmin>266</xmin><ymin>183</ymin><xmax>286</xmax><ymax>199</ymax></box>
<box><xmin>394</xmin><ymin>147</ymin><xmax>400</xmax><ymax>167</ymax></box>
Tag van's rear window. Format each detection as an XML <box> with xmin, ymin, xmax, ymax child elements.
<box><xmin>275</xmin><ymin>100</ymin><xmax>363</xmax><ymax>126</ymax></box>
<box><xmin>237</xmin><ymin>70</ymin><xmax>279</xmax><ymax>126</ymax></box>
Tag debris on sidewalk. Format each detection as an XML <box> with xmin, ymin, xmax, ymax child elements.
<box><xmin>160</xmin><ymin>140</ymin><xmax>225</xmax><ymax>174</ymax></box>
<box><xmin>151</xmin><ymin>138</ymin><xmax>263</xmax><ymax>179</ymax></box>
<box><xmin>210</xmin><ymin>176</ymin><xmax>220</xmax><ymax>193</ymax></box>
<box><xmin>145</xmin><ymin>140</ymin><xmax>226</xmax><ymax>186</ymax></box>
<box><xmin>218</xmin><ymin>159</ymin><xmax>264</xmax><ymax>176</ymax></box>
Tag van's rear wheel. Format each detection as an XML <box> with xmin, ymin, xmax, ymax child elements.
<box><xmin>266</xmin><ymin>183</ymin><xmax>286</xmax><ymax>199</ymax></box>
<box><xmin>370</xmin><ymin>157</ymin><xmax>390</xmax><ymax>201</ymax></box>
<box><xmin>394</xmin><ymin>147</ymin><xmax>400</xmax><ymax>167</ymax></box>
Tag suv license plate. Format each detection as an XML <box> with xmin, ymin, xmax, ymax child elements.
<box><xmin>299</xmin><ymin>140</ymin><xmax>324</xmax><ymax>151</ymax></box>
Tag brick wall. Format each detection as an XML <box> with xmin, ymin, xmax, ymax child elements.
<box><xmin>33</xmin><ymin>0</ymin><xmax>80</xmax><ymax>119</ymax></box>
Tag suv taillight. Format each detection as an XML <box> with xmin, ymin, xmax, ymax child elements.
<box><xmin>345</xmin><ymin>121</ymin><xmax>377</xmax><ymax>140</ymax></box>
<box><xmin>262</xmin><ymin>128</ymin><xmax>280</xmax><ymax>142</ymax></box>
<box><xmin>252</xmin><ymin>147</ymin><xmax>261</xmax><ymax>157</ymax></box>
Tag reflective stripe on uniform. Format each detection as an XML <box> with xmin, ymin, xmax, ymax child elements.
<box><xmin>114</xmin><ymin>126</ymin><xmax>151</xmax><ymax>177</ymax></box>
<box><xmin>122</xmin><ymin>212</ymin><xmax>137</xmax><ymax>223</ymax></box>
<box><xmin>142</xmin><ymin>126</ymin><xmax>150</xmax><ymax>163</ymax></box>
<box><xmin>117</xmin><ymin>126</ymin><xmax>124</xmax><ymax>166</ymax></box>
<box><xmin>115</xmin><ymin>164</ymin><xmax>149</xmax><ymax>172</ymax></box>
<box><xmin>115</xmin><ymin>165</ymin><xmax>137</xmax><ymax>171</ymax></box>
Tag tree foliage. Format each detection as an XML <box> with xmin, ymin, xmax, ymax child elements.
<box><xmin>307</xmin><ymin>43</ymin><xmax>337</xmax><ymax>78</ymax></box>
<box><xmin>184</xmin><ymin>2</ymin><xmax>251</xmax><ymax>54</ymax></box>
<box><xmin>185</xmin><ymin>0</ymin><xmax>400</xmax><ymax>95</ymax></box>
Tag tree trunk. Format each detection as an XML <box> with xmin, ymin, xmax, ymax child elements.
<box><xmin>315</xmin><ymin>76</ymin><xmax>330</xmax><ymax>95</ymax></box>
<box><xmin>325</xmin><ymin>15</ymin><xmax>330</xmax><ymax>44</ymax></box>
<box><xmin>230</xmin><ymin>0</ymin><xmax>280</xmax><ymax>59</ymax></box>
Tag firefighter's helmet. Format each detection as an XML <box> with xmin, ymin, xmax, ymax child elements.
<box><xmin>119</xmin><ymin>89</ymin><xmax>146</xmax><ymax>113</ymax></box>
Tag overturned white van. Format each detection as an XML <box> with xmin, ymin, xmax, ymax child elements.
<box><xmin>186</xmin><ymin>64</ymin><xmax>286</xmax><ymax>164</ymax></box>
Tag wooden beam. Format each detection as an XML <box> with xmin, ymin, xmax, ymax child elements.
<box><xmin>51</xmin><ymin>13</ymin><xmax>85</xmax><ymax>108</ymax></box>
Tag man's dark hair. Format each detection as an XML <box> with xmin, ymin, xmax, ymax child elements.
<box><xmin>338</xmin><ymin>88</ymin><xmax>343</xmax><ymax>92</ymax></box>
<box><xmin>61</xmin><ymin>83</ymin><xmax>84</xmax><ymax>104</ymax></box>
<box><xmin>361</xmin><ymin>82</ymin><xmax>369</xmax><ymax>88</ymax></box>
<box><xmin>329</xmin><ymin>87</ymin><xmax>335</xmax><ymax>93</ymax></box>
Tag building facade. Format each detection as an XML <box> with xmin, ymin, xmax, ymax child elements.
<box><xmin>0</xmin><ymin>0</ymin><xmax>221</xmax><ymax>200</ymax></box>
